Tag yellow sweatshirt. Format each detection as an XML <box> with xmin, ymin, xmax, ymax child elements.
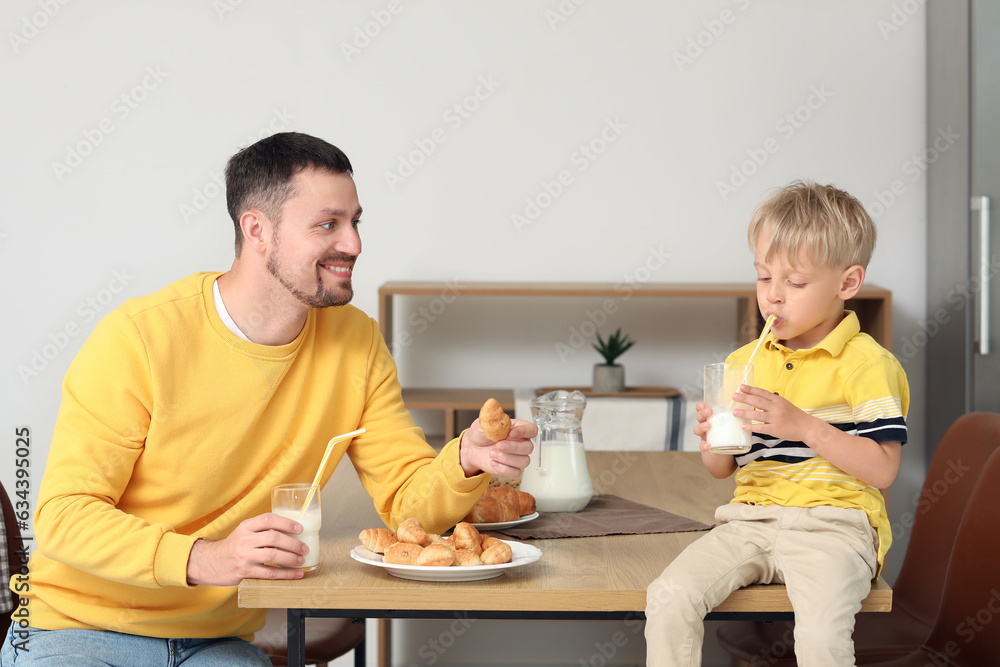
<box><xmin>16</xmin><ymin>272</ymin><xmax>487</xmax><ymax>639</ymax></box>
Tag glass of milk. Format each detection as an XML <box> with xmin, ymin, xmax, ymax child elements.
<box><xmin>271</xmin><ymin>483</ymin><xmax>322</xmax><ymax>572</ymax></box>
<box><xmin>703</xmin><ymin>362</ymin><xmax>754</xmax><ymax>455</ymax></box>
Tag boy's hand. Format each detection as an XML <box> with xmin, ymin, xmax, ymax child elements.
<box><xmin>694</xmin><ymin>401</ymin><xmax>738</xmax><ymax>478</ymax></box>
<box><xmin>733</xmin><ymin>384</ymin><xmax>821</xmax><ymax>445</ymax></box>
<box><xmin>692</xmin><ymin>401</ymin><xmax>712</xmax><ymax>447</ymax></box>
<box><xmin>693</xmin><ymin>401</ymin><xmax>721</xmax><ymax>452</ymax></box>
<box><xmin>734</xmin><ymin>384</ymin><xmax>901</xmax><ymax>488</ymax></box>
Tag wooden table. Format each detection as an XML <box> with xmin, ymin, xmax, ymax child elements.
<box><xmin>239</xmin><ymin>451</ymin><xmax>892</xmax><ymax>666</ymax></box>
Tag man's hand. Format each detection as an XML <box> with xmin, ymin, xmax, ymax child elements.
<box><xmin>733</xmin><ymin>384</ymin><xmax>822</xmax><ymax>445</ymax></box>
<box><xmin>459</xmin><ymin>419</ymin><xmax>536</xmax><ymax>478</ymax></box>
<box><xmin>186</xmin><ymin>513</ymin><xmax>309</xmax><ymax>586</ymax></box>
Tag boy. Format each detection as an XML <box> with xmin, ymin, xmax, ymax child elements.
<box><xmin>645</xmin><ymin>181</ymin><xmax>909</xmax><ymax>666</ymax></box>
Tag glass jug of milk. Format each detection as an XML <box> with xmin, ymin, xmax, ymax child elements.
<box><xmin>519</xmin><ymin>390</ymin><xmax>593</xmax><ymax>513</ymax></box>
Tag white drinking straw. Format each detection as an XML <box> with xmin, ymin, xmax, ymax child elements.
<box><xmin>299</xmin><ymin>428</ymin><xmax>366</xmax><ymax>515</ymax></box>
<box><xmin>727</xmin><ymin>314</ymin><xmax>776</xmax><ymax>410</ymax></box>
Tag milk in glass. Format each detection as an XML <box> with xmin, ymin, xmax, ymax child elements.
<box><xmin>273</xmin><ymin>507</ymin><xmax>321</xmax><ymax>571</ymax></box>
<box><xmin>707</xmin><ymin>411</ymin><xmax>751</xmax><ymax>454</ymax></box>
<box><xmin>271</xmin><ymin>483</ymin><xmax>322</xmax><ymax>571</ymax></box>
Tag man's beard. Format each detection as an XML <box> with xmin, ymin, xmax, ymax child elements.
<box><xmin>266</xmin><ymin>251</ymin><xmax>354</xmax><ymax>309</ymax></box>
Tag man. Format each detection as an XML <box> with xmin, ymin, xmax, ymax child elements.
<box><xmin>2</xmin><ymin>132</ymin><xmax>534</xmax><ymax>666</ymax></box>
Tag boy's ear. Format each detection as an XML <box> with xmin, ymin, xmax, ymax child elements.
<box><xmin>838</xmin><ymin>265</ymin><xmax>865</xmax><ymax>300</ymax></box>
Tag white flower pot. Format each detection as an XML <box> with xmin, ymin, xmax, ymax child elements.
<box><xmin>593</xmin><ymin>364</ymin><xmax>625</xmax><ymax>393</ymax></box>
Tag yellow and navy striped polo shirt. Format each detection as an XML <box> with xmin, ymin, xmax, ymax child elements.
<box><xmin>726</xmin><ymin>311</ymin><xmax>909</xmax><ymax>571</ymax></box>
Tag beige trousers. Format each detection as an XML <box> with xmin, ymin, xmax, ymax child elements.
<box><xmin>644</xmin><ymin>504</ymin><xmax>878</xmax><ymax>667</ymax></box>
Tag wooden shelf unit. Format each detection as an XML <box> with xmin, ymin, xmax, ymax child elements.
<box><xmin>380</xmin><ymin>281</ymin><xmax>893</xmax><ymax>440</ymax></box>
<box><xmin>378</xmin><ymin>281</ymin><xmax>893</xmax><ymax>350</ymax></box>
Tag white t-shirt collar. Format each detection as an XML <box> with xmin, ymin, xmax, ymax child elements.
<box><xmin>213</xmin><ymin>278</ymin><xmax>252</xmax><ymax>342</ymax></box>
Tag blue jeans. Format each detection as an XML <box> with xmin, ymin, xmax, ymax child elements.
<box><xmin>1</xmin><ymin>623</ymin><xmax>271</xmax><ymax>666</ymax></box>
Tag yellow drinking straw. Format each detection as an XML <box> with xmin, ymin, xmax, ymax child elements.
<box><xmin>299</xmin><ymin>428</ymin><xmax>366</xmax><ymax>515</ymax></box>
<box><xmin>727</xmin><ymin>314</ymin><xmax>776</xmax><ymax>410</ymax></box>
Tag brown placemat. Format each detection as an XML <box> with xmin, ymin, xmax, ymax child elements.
<box><xmin>496</xmin><ymin>494</ymin><xmax>712</xmax><ymax>539</ymax></box>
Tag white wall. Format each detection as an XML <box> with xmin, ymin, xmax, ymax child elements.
<box><xmin>1</xmin><ymin>1</ymin><xmax>927</xmax><ymax>665</ymax></box>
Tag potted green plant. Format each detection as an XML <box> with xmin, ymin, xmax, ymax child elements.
<box><xmin>592</xmin><ymin>328</ymin><xmax>635</xmax><ymax>393</ymax></box>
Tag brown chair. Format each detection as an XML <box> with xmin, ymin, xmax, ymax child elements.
<box><xmin>715</xmin><ymin>411</ymin><xmax>1000</xmax><ymax>666</ymax></box>
<box><xmin>252</xmin><ymin>609</ymin><xmax>365</xmax><ymax>667</ymax></box>
<box><xmin>2</xmin><ymin>481</ymin><xmax>27</xmax><ymax>638</ymax></box>
<box><xmin>859</xmin><ymin>446</ymin><xmax>1000</xmax><ymax>666</ymax></box>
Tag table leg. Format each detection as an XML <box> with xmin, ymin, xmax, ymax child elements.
<box><xmin>444</xmin><ymin>408</ymin><xmax>457</xmax><ymax>442</ymax></box>
<box><xmin>287</xmin><ymin>608</ymin><xmax>305</xmax><ymax>667</ymax></box>
<box><xmin>378</xmin><ymin>618</ymin><xmax>392</xmax><ymax>667</ymax></box>
<box><xmin>667</xmin><ymin>394</ymin><xmax>682</xmax><ymax>451</ymax></box>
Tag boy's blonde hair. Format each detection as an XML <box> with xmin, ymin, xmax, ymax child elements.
<box><xmin>748</xmin><ymin>180</ymin><xmax>877</xmax><ymax>270</ymax></box>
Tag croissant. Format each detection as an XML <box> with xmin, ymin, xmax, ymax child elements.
<box><xmin>515</xmin><ymin>490</ymin><xmax>536</xmax><ymax>515</ymax></box>
<box><xmin>499</xmin><ymin>498</ymin><xmax>520</xmax><ymax>522</ymax></box>
<box><xmin>454</xmin><ymin>549</ymin><xmax>483</xmax><ymax>567</ymax></box>
<box><xmin>481</xmin><ymin>539</ymin><xmax>513</xmax><ymax>565</ymax></box>
<box><xmin>479</xmin><ymin>398</ymin><xmax>512</xmax><ymax>441</ymax></box>
<box><xmin>482</xmin><ymin>487</ymin><xmax>536</xmax><ymax>517</ymax></box>
<box><xmin>397</xmin><ymin>517</ymin><xmax>427</xmax><ymax>545</ymax></box>
<box><xmin>485</xmin><ymin>485</ymin><xmax>519</xmax><ymax>508</ymax></box>
<box><xmin>416</xmin><ymin>543</ymin><xmax>456</xmax><ymax>567</ymax></box>
<box><xmin>359</xmin><ymin>520</ymin><xmax>521</xmax><ymax>567</ymax></box>
<box><xmin>358</xmin><ymin>528</ymin><xmax>398</xmax><ymax>554</ymax></box>
<box><xmin>382</xmin><ymin>541</ymin><xmax>423</xmax><ymax>565</ymax></box>
<box><xmin>481</xmin><ymin>536</ymin><xmax>505</xmax><ymax>551</ymax></box>
<box><xmin>462</xmin><ymin>496</ymin><xmax>519</xmax><ymax>524</ymax></box>
<box><xmin>422</xmin><ymin>534</ymin><xmax>455</xmax><ymax>550</ymax></box>
<box><xmin>452</xmin><ymin>522</ymin><xmax>483</xmax><ymax>555</ymax></box>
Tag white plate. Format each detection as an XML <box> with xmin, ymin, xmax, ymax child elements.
<box><xmin>350</xmin><ymin>539</ymin><xmax>542</xmax><ymax>582</ymax></box>
<box><xmin>470</xmin><ymin>511</ymin><xmax>539</xmax><ymax>530</ymax></box>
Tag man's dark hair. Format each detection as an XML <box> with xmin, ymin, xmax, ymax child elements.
<box><xmin>225</xmin><ymin>132</ymin><xmax>354</xmax><ymax>254</ymax></box>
